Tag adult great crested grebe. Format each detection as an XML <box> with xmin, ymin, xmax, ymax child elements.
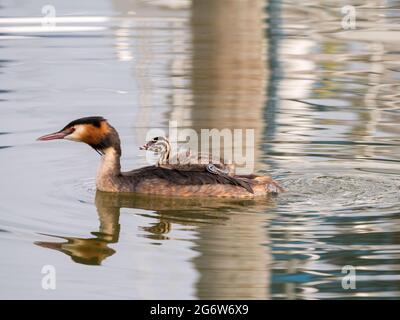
<box><xmin>37</xmin><ymin>116</ymin><xmax>284</xmax><ymax>198</ymax></box>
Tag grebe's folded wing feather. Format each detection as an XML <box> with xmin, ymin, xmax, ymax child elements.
<box><xmin>124</xmin><ymin>165</ymin><xmax>253</xmax><ymax>194</ymax></box>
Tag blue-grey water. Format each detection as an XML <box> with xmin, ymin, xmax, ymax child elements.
<box><xmin>1</xmin><ymin>0</ymin><xmax>400</xmax><ymax>299</ymax></box>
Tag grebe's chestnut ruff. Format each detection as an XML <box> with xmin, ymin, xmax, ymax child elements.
<box><xmin>37</xmin><ymin>117</ymin><xmax>284</xmax><ymax>198</ymax></box>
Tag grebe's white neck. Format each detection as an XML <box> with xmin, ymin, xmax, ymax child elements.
<box><xmin>96</xmin><ymin>147</ymin><xmax>122</xmax><ymax>192</ymax></box>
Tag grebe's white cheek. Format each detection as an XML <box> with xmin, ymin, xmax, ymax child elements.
<box><xmin>64</xmin><ymin>125</ymin><xmax>86</xmax><ymax>142</ymax></box>
<box><xmin>64</xmin><ymin>135</ymin><xmax>79</xmax><ymax>142</ymax></box>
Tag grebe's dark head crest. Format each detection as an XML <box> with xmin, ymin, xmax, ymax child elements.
<box><xmin>37</xmin><ymin>116</ymin><xmax>120</xmax><ymax>155</ymax></box>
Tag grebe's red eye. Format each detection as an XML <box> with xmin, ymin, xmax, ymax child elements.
<box><xmin>66</xmin><ymin>127</ymin><xmax>76</xmax><ymax>134</ymax></box>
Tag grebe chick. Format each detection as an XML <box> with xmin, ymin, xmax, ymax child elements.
<box><xmin>140</xmin><ymin>136</ymin><xmax>234</xmax><ymax>174</ymax></box>
<box><xmin>37</xmin><ymin>117</ymin><xmax>284</xmax><ymax>198</ymax></box>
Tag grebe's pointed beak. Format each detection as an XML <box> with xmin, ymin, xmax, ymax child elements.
<box><xmin>37</xmin><ymin>128</ymin><xmax>73</xmax><ymax>141</ymax></box>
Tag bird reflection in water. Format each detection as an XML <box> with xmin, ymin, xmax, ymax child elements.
<box><xmin>34</xmin><ymin>193</ymin><xmax>122</xmax><ymax>265</ymax></box>
<box><xmin>35</xmin><ymin>191</ymin><xmax>277</xmax><ymax>266</ymax></box>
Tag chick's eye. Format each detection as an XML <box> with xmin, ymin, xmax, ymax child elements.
<box><xmin>153</xmin><ymin>137</ymin><xmax>158</xmax><ymax>141</ymax></box>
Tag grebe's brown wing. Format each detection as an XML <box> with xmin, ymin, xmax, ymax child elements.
<box><xmin>125</xmin><ymin>165</ymin><xmax>253</xmax><ymax>194</ymax></box>
<box><xmin>172</xmin><ymin>150</ymin><xmax>234</xmax><ymax>174</ymax></box>
<box><xmin>158</xmin><ymin>163</ymin><xmax>219</xmax><ymax>171</ymax></box>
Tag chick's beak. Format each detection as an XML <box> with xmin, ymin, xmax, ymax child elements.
<box><xmin>139</xmin><ymin>143</ymin><xmax>149</xmax><ymax>150</ymax></box>
<box><xmin>37</xmin><ymin>128</ymin><xmax>73</xmax><ymax>141</ymax></box>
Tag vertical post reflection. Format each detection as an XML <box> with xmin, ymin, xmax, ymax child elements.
<box><xmin>189</xmin><ymin>0</ymin><xmax>271</xmax><ymax>299</ymax></box>
<box><xmin>189</xmin><ymin>0</ymin><xmax>268</xmax><ymax>171</ymax></box>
